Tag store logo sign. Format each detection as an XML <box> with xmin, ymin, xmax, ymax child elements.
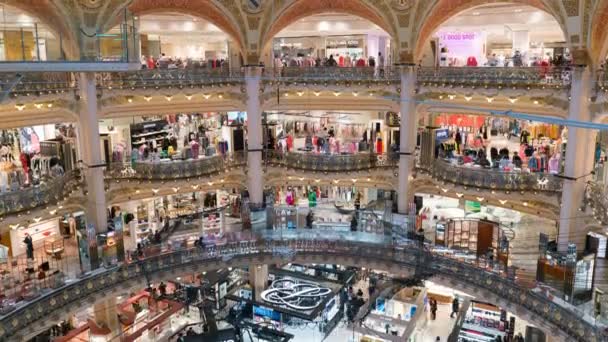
<box><xmin>261</xmin><ymin>278</ymin><xmax>331</xmax><ymax>310</ymax></box>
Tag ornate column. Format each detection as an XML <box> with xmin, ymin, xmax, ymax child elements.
<box><xmin>558</xmin><ymin>66</ymin><xmax>597</xmax><ymax>251</ymax></box>
<box><xmin>77</xmin><ymin>72</ymin><xmax>108</xmax><ymax>234</ymax></box>
<box><xmin>397</xmin><ymin>65</ymin><xmax>418</xmax><ymax>214</ymax></box>
<box><xmin>245</xmin><ymin>66</ymin><xmax>264</xmax><ymax>204</ymax></box>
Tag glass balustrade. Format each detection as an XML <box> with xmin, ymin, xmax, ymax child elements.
<box><xmin>264</xmin><ymin>150</ymin><xmax>398</xmax><ymax>172</ymax></box>
<box><xmin>431</xmin><ymin>159</ymin><xmax>563</xmax><ymax>192</ymax></box>
<box><xmin>0</xmin><ymin>230</ymin><xmax>604</xmax><ymax>341</ymax></box>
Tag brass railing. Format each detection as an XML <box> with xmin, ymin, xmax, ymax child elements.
<box><xmin>0</xmin><ymin>170</ymin><xmax>80</xmax><ymax>216</ymax></box>
<box><xmin>264</xmin><ymin>150</ymin><xmax>398</xmax><ymax>172</ymax></box>
<box><xmin>417</xmin><ymin>66</ymin><xmax>572</xmax><ymax>88</ymax></box>
<box><xmin>105</xmin><ymin>152</ymin><xmax>246</xmax><ymax>180</ymax></box>
<box><xmin>430</xmin><ymin>159</ymin><xmax>563</xmax><ymax>192</ymax></box>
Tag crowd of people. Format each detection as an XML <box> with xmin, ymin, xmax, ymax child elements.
<box><xmin>140</xmin><ymin>53</ymin><xmax>229</xmax><ymax>70</ymax></box>
<box><xmin>274</xmin><ymin>52</ymin><xmax>385</xmax><ymax>69</ymax></box>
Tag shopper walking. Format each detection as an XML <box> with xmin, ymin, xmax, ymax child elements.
<box><xmin>430</xmin><ymin>299</ymin><xmax>438</xmax><ymax>320</ymax></box>
<box><xmin>450</xmin><ymin>297</ymin><xmax>459</xmax><ymax>318</ymax></box>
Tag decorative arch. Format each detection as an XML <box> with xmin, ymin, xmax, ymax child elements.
<box><xmin>259</xmin><ymin>0</ymin><xmax>398</xmax><ymax>60</ymax></box>
<box><xmin>0</xmin><ymin>0</ymin><xmax>79</xmax><ymax>59</ymax></box>
<box><xmin>125</xmin><ymin>0</ymin><xmax>247</xmax><ymax>57</ymax></box>
<box><xmin>412</xmin><ymin>0</ymin><xmax>569</xmax><ymax>62</ymax></box>
<box><xmin>590</xmin><ymin>1</ymin><xmax>608</xmax><ymax>66</ymax></box>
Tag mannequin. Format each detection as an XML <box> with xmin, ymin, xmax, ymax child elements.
<box><xmin>23</xmin><ymin>233</ymin><xmax>34</xmax><ymax>259</ymax></box>
<box><xmin>548</xmin><ymin>153</ymin><xmax>560</xmax><ymax>174</ymax></box>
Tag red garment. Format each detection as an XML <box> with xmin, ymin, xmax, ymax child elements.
<box><xmin>466</xmin><ymin>57</ymin><xmax>478</xmax><ymax>67</ymax></box>
<box><xmin>376</xmin><ymin>139</ymin><xmax>383</xmax><ymax>154</ymax></box>
<box><xmin>20</xmin><ymin>153</ymin><xmax>29</xmax><ymax>173</ymax></box>
<box><xmin>356</xmin><ymin>58</ymin><xmax>366</xmax><ymax>67</ymax></box>
<box><xmin>338</xmin><ymin>55</ymin><xmax>344</xmax><ymax>67</ymax></box>
<box><xmin>286</xmin><ymin>135</ymin><xmax>293</xmax><ymax>151</ymax></box>
<box><xmin>147</xmin><ymin>58</ymin><xmax>155</xmax><ymax>69</ymax></box>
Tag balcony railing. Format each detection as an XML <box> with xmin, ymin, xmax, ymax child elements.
<box><xmin>105</xmin><ymin>153</ymin><xmax>246</xmax><ymax>180</ymax></box>
<box><xmin>266</xmin><ymin>66</ymin><xmax>400</xmax><ymax>81</ymax></box>
<box><xmin>0</xmin><ymin>72</ymin><xmax>76</xmax><ymax>97</ymax></box>
<box><xmin>96</xmin><ymin>68</ymin><xmax>243</xmax><ymax>90</ymax></box>
<box><xmin>585</xmin><ymin>182</ymin><xmax>608</xmax><ymax>225</ymax></box>
<box><xmin>0</xmin><ymin>234</ymin><xmax>603</xmax><ymax>341</ymax></box>
<box><xmin>417</xmin><ymin>66</ymin><xmax>572</xmax><ymax>89</ymax></box>
<box><xmin>0</xmin><ymin>170</ymin><xmax>80</xmax><ymax>216</ymax></box>
<box><xmin>264</xmin><ymin>150</ymin><xmax>399</xmax><ymax>172</ymax></box>
<box><xmin>430</xmin><ymin>159</ymin><xmax>563</xmax><ymax>192</ymax></box>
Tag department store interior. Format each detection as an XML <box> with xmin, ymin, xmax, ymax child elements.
<box><xmin>0</xmin><ymin>1</ymin><xmax>607</xmax><ymax>342</ymax></box>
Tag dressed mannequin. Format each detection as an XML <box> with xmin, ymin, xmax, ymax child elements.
<box><xmin>23</xmin><ymin>233</ymin><xmax>34</xmax><ymax>259</ymax></box>
<box><xmin>439</xmin><ymin>47</ymin><xmax>449</xmax><ymax>67</ymax></box>
<box><xmin>548</xmin><ymin>153</ymin><xmax>560</xmax><ymax>174</ymax></box>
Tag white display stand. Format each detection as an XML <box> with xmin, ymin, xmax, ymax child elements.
<box><xmin>10</xmin><ymin>219</ymin><xmax>60</xmax><ymax>257</ymax></box>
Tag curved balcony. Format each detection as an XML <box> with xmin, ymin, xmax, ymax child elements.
<box><xmin>0</xmin><ymin>234</ymin><xmax>603</xmax><ymax>341</ymax></box>
<box><xmin>417</xmin><ymin>66</ymin><xmax>572</xmax><ymax>89</ymax></box>
<box><xmin>429</xmin><ymin>159</ymin><xmax>563</xmax><ymax>192</ymax></box>
<box><xmin>97</xmin><ymin>68</ymin><xmax>243</xmax><ymax>90</ymax></box>
<box><xmin>105</xmin><ymin>153</ymin><xmax>246</xmax><ymax>180</ymax></box>
<box><xmin>264</xmin><ymin>150</ymin><xmax>398</xmax><ymax>172</ymax></box>
<box><xmin>0</xmin><ymin>171</ymin><xmax>80</xmax><ymax>216</ymax></box>
<box><xmin>267</xmin><ymin>66</ymin><xmax>400</xmax><ymax>82</ymax></box>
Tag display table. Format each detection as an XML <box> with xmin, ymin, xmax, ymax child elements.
<box><xmin>44</xmin><ymin>238</ymin><xmax>65</xmax><ymax>259</ymax></box>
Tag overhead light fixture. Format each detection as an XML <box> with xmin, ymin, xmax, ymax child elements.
<box><xmin>34</xmin><ymin>103</ymin><xmax>43</xmax><ymax>109</ymax></box>
<box><xmin>203</xmin><ymin>94</ymin><xmax>211</xmax><ymax>99</ymax></box>
<box><xmin>152</xmin><ymin>188</ymin><xmax>159</xmax><ymax>194</ymax></box>
<box><xmin>499</xmin><ymin>200</ymin><xmax>508</xmax><ymax>205</ymax></box>
<box><xmin>313</xmin><ymin>91</ymin><xmax>321</xmax><ymax>97</ymax></box>
<box><xmin>508</xmin><ymin>97</ymin><xmax>518</xmax><ymax>104</ymax></box>
<box><xmin>448</xmin><ymin>94</ymin><xmax>456</xmax><ymax>100</ymax></box>
<box><xmin>456</xmin><ymin>193</ymin><xmax>464</xmax><ymax>198</ymax></box>
<box><xmin>352</xmin><ymin>91</ymin><xmax>359</xmax><ymax>97</ymax></box>
<box><xmin>464</xmin><ymin>96</ymin><xmax>472</xmax><ymax>101</ymax></box>
<box><xmin>476</xmin><ymin>197</ymin><xmax>484</xmax><ymax>202</ymax></box>
<box><xmin>486</xmin><ymin>97</ymin><xmax>494</xmax><ymax>103</ymax></box>
<box><xmin>165</xmin><ymin>95</ymin><xmax>172</xmax><ymax>101</ymax></box>
<box><xmin>185</xmin><ymin>95</ymin><xmax>193</xmax><ymax>100</ymax></box>
<box><xmin>523</xmin><ymin>202</ymin><xmax>529</xmax><ymax>206</ymax></box>
<box><xmin>441</xmin><ymin>188</ymin><xmax>448</xmax><ymax>193</ymax></box>
<box><xmin>333</xmin><ymin>91</ymin><xmax>341</xmax><ymax>97</ymax></box>
<box><xmin>218</xmin><ymin>94</ymin><xmax>223</xmax><ymax>99</ymax></box>
<box><xmin>144</xmin><ymin>95</ymin><xmax>152</xmax><ymax>102</ymax></box>
<box><xmin>15</xmin><ymin>104</ymin><xmax>25</xmax><ymax>111</ymax></box>
<box><xmin>297</xmin><ymin>91</ymin><xmax>304</xmax><ymax>97</ymax></box>
<box><xmin>127</xmin><ymin>96</ymin><xmax>133</xmax><ymax>103</ymax></box>
<box><xmin>472</xmin><ymin>11</ymin><xmax>480</xmax><ymax>15</ymax></box>
<box><xmin>351</xmin><ymin>178</ymin><xmax>357</xmax><ymax>183</ymax></box>
<box><xmin>47</xmin><ymin>103</ymin><xmax>53</xmax><ymax>108</ymax></box>
<box><xmin>533</xmin><ymin>100</ymin><xmax>539</xmax><ymax>105</ymax></box>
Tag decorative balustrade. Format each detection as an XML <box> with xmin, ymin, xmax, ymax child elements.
<box><xmin>264</xmin><ymin>150</ymin><xmax>398</xmax><ymax>172</ymax></box>
<box><xmin>97</xmin><ymin>68</ymin><xmax>244</xmax><ymax>90</ymax></box>
<box><xmin>585</xmin><ymin>182</ymin><xmax>608</xmax><ymax>225</ymax></box>
<box><xmin>417</xmin><ymin>66</ymin><xmax>572</xmax><ymax>89</ymax></box>
<box><xmin>105</xmin><ymin>153</ymin><xmax>246</xmax><ymax>180</ymax></box>
<box><xmin>0</xmin><ymin>234</ymin><xmax>603</xmax><ymax>341</ymax></box>
<box><xmin>430</xmin><ymin>159</ymin><xmax>563</xmax><ymax>192</ymax></box>
<box><xmin>0</xmin><ymin>171</ymin><xmax>80</xmax><ymax>217</ymax></box>
<box><xmin>265</xmin><ymin>66</ymin><xmax>400</xmax><ymax>81</ymax></box>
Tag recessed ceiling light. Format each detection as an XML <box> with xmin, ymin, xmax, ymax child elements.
<box><xmin>472</xmin><ymin>11</ymin><xmax>480</xmax><ymax>15</ymax></box>
<box><xmin>514</xmin><ymin>9</ymin><xmax>523</xmax><ymax>13</ymax></box>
